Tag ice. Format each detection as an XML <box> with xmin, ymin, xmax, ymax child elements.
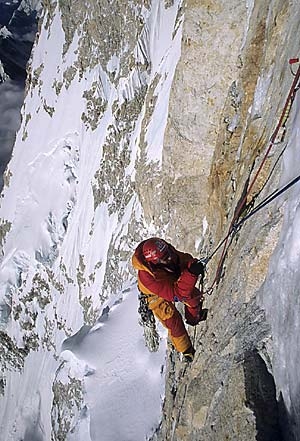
<box><xmin>259</xmin><ymin>96</ymin><xmax>300</xmax><ymax>436</ymax></box>
<box><xmin>251</xmin><ymin>72</ymin><xmax>273</xmax><ymax>120</ymax></box>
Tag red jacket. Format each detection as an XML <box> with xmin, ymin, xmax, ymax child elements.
<box><xmin>132</xmin><ymin>240</ymin><xmax>200</xmax><ymax>305</ymax></box>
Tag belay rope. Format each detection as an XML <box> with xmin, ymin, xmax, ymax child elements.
<box><xmin>202</xmin><ymin>58</ymin><xmax>300</xmax><ymax>295</ymax></box>
<box><xmin>137</xmin><ymin>59</ymin><xmax>300</xmax><ymax>347</ymax></box>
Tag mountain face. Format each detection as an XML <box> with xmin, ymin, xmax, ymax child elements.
<box><xmin>152</xmin><ymin>1</ymin><xmax>300</xmax><ymax>440</ymax></box>
<box><xmin>0</xmin><ymin>1</ymin><xmax>300</xmax><ymax>440</ymax></box>
<box><xmin>0</xmin><ymin>0</ymin><xmax>40</xmax><ymax>81</ymax></box>
<box><xmin>0</xmin><ymin>0</ymin><xmax>40</xmax><ymax>188</ymax></box>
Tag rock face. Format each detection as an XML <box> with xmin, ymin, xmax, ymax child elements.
<box><xmin>151</xmin><ymin>1</ymin><xmax>300</xmax><ymax>440</ymax></box>
<box><xmin>0</xmin><ymin>0</ymin><xmax>299</xmax><ymax>439</ymax></box>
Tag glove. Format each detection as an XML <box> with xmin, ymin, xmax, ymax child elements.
<box><xmin>188</xmin><ymin>259</ymin><xmax>205</xmax><ymax>277</ymax></box>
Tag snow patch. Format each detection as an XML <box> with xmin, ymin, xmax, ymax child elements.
<box><xmin>259</xmin><ymin>97</ymin><xmax>300</xmax><ymax>436</ymax></box>
<box><xmin>251</xmin><ymin>71</ymin><xmax>273</xmax><ymax>120</ymax></box>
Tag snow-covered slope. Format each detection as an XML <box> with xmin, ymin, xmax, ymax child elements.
<box><xmin>0</xmin><ymin>1</ymin><xmax>183</xmax><ymax>439</ymax></box>
<box><xmin>2</xmin><ymin>0</ymin><xmax>300</xmax><ymax>440</ymax></box>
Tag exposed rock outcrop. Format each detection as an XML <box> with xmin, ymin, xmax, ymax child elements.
<box><xmin>0</xmin><ymin>0</ymin><xmax>299</xmax><ymax>439</ymax></box>
<box><xmin>151</xmin><ymin>1</ymin><xmax>300</xmax><ymax>440</ymax></box>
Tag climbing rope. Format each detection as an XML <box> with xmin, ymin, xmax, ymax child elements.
<box><xmin>234</xmin><ymin>173</ymin><xmax>300</xmax><ymax>229</ymax></box>
<box><xmin>202</xmin><ymin>58</ymin><xmax>300</xmax><ymax>295</ymax></box>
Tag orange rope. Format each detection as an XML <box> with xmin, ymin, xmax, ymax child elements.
<box><xmin>205</xmin><ymin>60</ymin><xmax>300</xmax><ymax>294</ymax></box>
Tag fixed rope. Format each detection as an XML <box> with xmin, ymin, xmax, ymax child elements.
<box><xmin>233</xmin><ymin>173</ymin><xmax>300</xmax><ymax>230</ymax></box>
<box><xmin>202</xmin><ymin>58</ymin><xmax>300</xmax><ymax>295</ymax></box>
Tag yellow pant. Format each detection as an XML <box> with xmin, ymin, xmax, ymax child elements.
<box><xmin>146</xmin><ymin>295</ymin><xmax>192</xmax><ymax>353</ymax></box>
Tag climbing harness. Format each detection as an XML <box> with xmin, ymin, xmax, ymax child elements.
<box><xmin>202</xmin><ymin>58</ymin><xmax>300</xmax><ymax>295</ymax></box>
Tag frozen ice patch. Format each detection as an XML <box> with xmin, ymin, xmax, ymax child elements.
<box><xmin>251</xmin><ymin>70</ymin><xmax>273</xmax><ymax>120</ymax></box>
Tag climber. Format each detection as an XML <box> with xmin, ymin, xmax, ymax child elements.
<box><xmin>132</xmin><ymin>237</ymin><xmax>208</xmax><ymax>362</ymax></box>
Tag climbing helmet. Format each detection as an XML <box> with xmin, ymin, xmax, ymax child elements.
<box><xmin>142</xmin><ymin>238</ymin><xmax>170</xmax><ymax>264</ymax></box>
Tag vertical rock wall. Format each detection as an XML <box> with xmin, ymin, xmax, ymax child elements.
<box><xmin>162</xmin><ymin>0</ymin><xmax>247</xmax><ymax>251</ymax></box>
<box><xmin>0</xmin><ymin>0</ymin><xmax>299</xmax><ymax>439</ymax></box>
<box><xmin>151</xmin><ymin>1</ymin><xmax>300</xmax><ymax>440</ymax></box>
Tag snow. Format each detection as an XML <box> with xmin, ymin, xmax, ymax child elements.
<box><xmin>0</xmin><ymin>285</ymin><xmax>167</xmax><ymax>441</ymax></box>
<box><xmin>1</xmin><ymin>0</ymin><xmax>300</xmax><ymax>437</ymax></box>
<box><xmin>240</xmin><ymin>0</ymin><xmax>254</xmax><ymax>51</ymax></box>
<box><xmin>18</xmin><ymin>0</ymin><xmax>42</xmax><ymax>16</ymax></box>
<box><xmin>142</xmin><ymin>2</ymin><xmax>183</xmax><ymax>163</ymax></box>
<box><xmin>0</xmin><ymin>1</ymin><xmax>183</xmax><ymax>439</ymax></box>
<box><xmin>251</xmin><ymin>71</ymin><xmax>273</xmax><ymax>120</ymax></box>
<box><xmin>259</xmin><ymin>92</ymin><xmax>300</xmax><ymax>436</ymax></box>
<box><xmin>0</xmin><ymin>26</ymin><xmax>12</xmax><ymax>38</ymax></box>
<box><xmin>0</xmin><ymin>351</ymin><xmax>57</xmax><ymax>441</ymax></box>
<box><xmin>63</xmin><ymin>289</ymin><xmax>167</xmax><ymax>441</ymax></box>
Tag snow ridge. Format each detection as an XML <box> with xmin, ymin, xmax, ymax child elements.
<box><xmin>0</xmin><ymin>1</ymin><xmax>183</xmax><ymax>440</ymax></box>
